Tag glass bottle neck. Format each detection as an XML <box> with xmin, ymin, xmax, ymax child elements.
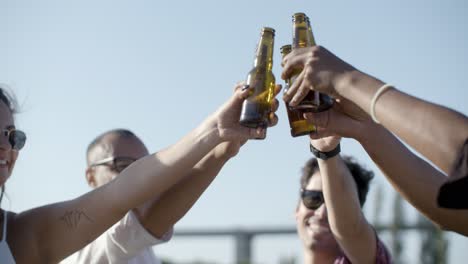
<box><xmin>292</xmin><ymin>20</ymin><xmax>315</xmax><ymax>48</ymax></box>
<box><xmin>281</xmin><ymin>50</ymin><xmax>291</xmax><ymax>86</ymax></box>
<box><xmin>253</xmin><ymin>34</ymin><xmax>274</xmax><ymax>71</ymax></box>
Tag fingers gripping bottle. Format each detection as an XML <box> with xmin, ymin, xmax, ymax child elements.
<box><xmin>291</xmin><ymin>13</ymin><xmax>333</xmax><ymax>112</ymax></box>
<box><xmin>281</xmin><ymin>44</ymin><xmax>316</xmax><ymax>137</ymax></box>
<box><xmin>239</xmin><ymin>27</ymin><xmax>276</xmax><ymax>136</ymax></box>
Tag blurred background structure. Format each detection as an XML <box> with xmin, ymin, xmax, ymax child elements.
<box><xmin>159</xmin><ymin>188</ymin><xmax>448</xmax><ymax>264</ymax></box>
<box><xmin>1</xmin><ymin>0</ymin><xmax>466</xmax><ymax>263</ymax></box>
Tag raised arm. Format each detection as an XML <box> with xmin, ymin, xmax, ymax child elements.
<box><xmin>135</xmin><ymin>141</ymin><xmax>239</xmax><ymax>237</ymax></box>
<box><xmin>10</xmin><ymin>84</ymin><xmax>267</xmax><ymax>264</ymax></box>
<box><xmin>135</xmin><ymin>85</ymin><xmax>281</xmax><ymax>237</ymax></box>
<box><xmin>360</xmin><ymin>122</ymin><xmax>468</xmax><ymax>234</ymax></box>
<box><xmin>282</xmin><ymin>46</ymin><xmax>468</xmax><ymax>174</ymax></box>
<box><xmin>310</xmin><ymin>136</ymin><xmax>377</xmax><ymax>264</ymax></box>
<box><xmin>305</xmin><ymin>104</ymin><xmax>468</xmax><ymax>236</ymax></box>
<box><xmin>335</xmin><ymin>71</ymin><xmax>468</xmax><ymax>175</ymax></box>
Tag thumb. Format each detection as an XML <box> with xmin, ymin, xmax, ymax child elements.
<box><xmin>304</xmin><ymin>111</ymin><xmax>330</xmax><ymax>130</ymax></box>
<box><xmin>228</xmin><ymin>84</ymin><xmax>252</xmax><ymax>108</ymax></box>
<box><xmin>309</xmin><ymin>129</ymin><xmax>335</xmax><ymax>140</ymax></box>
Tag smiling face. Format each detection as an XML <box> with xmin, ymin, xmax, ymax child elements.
<box><xmin>0</xmin><ymin>101</ymin><xmax>18</xmax><ymax>187</ymax></box>
<box><xmin>295</xmin><ymin>170</ymin><xmax>339</xmax><ymax>253</ymax></box>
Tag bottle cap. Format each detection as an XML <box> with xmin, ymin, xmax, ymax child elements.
<box><xmin>280</xmin><ymin>44</ymin><xmax>292</xmax><ymax>55</ymax></box>
<box><xmin>292</xmin><ymin>12</ymin><xmax>308</xmax><ymax>22</ymax></box>
<box><xmin>261</xmin><ymin>27</ymin><xmax>275</xmax><ymax>36</ymax></box>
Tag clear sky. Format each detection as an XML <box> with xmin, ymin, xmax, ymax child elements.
<box><xmin>1</xmin><ymin>0</ymin><xmax>467</xmax><ymax>263</ymax></box>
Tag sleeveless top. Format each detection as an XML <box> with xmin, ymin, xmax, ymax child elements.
<box><xmin>0</xmin><ymin>210</ymin><xmax>15</xmax><ymax>264</ymax></box>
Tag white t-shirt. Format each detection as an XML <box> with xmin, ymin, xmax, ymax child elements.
<box><xmin>60</xmin><ymin>211</ymin><xmax>172</xmax><ymax>264</ymax></box>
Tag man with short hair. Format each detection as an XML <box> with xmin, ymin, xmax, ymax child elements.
<box><xmin>296</xmin><ymin>135</ymin><xmax>391</xmax><ymax>263</ymax></box>
<box><xmin>61</xmin><ymin>128</ymin><xmax>245</xmax><ymax>263</ymax></box>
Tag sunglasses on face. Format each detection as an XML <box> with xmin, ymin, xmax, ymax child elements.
<box><xmin>301</xmin><ymin>189</ymin><xmax>324</xmax><ymax>210</ymax></box>
<box><xmin>89</xmin><ymin>156</ymin><xmax>137</xmax><ymax>173</ymax></box>
<box><xmin>2</xmin><ymin>128</ymin><xmax>26</xmax><ymax>151</ymax></box>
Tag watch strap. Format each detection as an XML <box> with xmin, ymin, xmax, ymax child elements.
<box><xmin>310</xmin><ymin>143</ymin><xmax>341</xmax><ymax>160</ymax></box>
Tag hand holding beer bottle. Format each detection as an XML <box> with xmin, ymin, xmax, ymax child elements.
<box><xmin>282</xmin><ymin>13</ymin><xmax>334</xmax><ymax>112</ymax></box>
<box><xmin>217</xmin><ymin>82</ymin><xmax>280</xmax><ymax>142</ymax></box>
<box><xmin>240</xmin><ymin>27</ymin><xmax>278</xmax><ymax>139</ymax></box>
<box><xmin>280</xmin><ymin>44</ymin><xmax>316</xmax><ymax>137</ymax></box>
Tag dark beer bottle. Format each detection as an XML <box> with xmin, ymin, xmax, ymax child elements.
<box><xmin>281</xmin><ymin>44</ymin><xmax>316</xmax><ymax>137</ymax></box>
<box><xmin>291</xmin><ymin>13</ymin><xmax>333</xmax><ymax>112</ymax></box>
<box><xmin>239</xmin><ymin>27</ymin><xmax>276</xmax><ymax>133</ymax></box>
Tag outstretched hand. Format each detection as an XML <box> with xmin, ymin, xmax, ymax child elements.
<box><xmin>281</xmin><ymin>46</ymin><xmax>356</xmax><ymax>107</ymax></box>
<box><xmin>212</xmin><ymin>82</ymin><xmax>281</xmax><ymax>146</ymax></box>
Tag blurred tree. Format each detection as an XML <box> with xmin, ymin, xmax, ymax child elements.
<box><xmin>418</xmin><ymin>215</ymin><xmax>448</xmax><ymax>264</ymax></box>
<box><xmin>391</xmin><ymin>193</ymin><xmax>404</xmax><ymax>263</ymax></box>
<box><xmin>278</xmin><ymin>255</ymin><xmax>296</xmax><ymax>264</ymax></box>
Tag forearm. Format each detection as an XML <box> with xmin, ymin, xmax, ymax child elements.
<box><xmin>135</xmin><ymin>143</ymin><xmax>233</xmax><ymax>237</ymax></box>
<box><xmin>319</xmin><ymin>157</ymin><xmax>366</xmax><ymax>236</ymax></box>
<box><xmin>341</xmin><ymin>71</ymin><xmax>468</xmax><ymax>173</ymax></box>
<box><xmin>319</xmin><ymin>156</ymin><xmax>376</xmax><ymax>264</ymax></box>
<box><xmin>361</xmin><ymin>125</ymin><xmax>468</xmax><ymax>235</ymax></box>
<box><xmin>109</xmin><ymin>118</ymin><xmax>221</xmax><ymax>215</ymax></box>
<box><xmin>20</xmin><ymin>193</ymin><xmax>126</xmax><ymax>263</ymax></box>
<box><xmin>374</xmin><ymin>90</ymin><xmax>468</xmax><ymax>174</ymax></box>
<box><xmin>33</xmin><ymin>117</ymin><xmax>223</xmax><ymax>262</ymax></box>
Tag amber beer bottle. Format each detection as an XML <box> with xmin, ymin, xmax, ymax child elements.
<box><xmin>239</xmin><ymin>27</ymin><xmax>276</xmax><ymax>132</ymax></box>
<box><xmin>281</xmin><ymin>45</ymin><xmax>316</xmax><ymax>137</ymax></box>
<box><xmin>291</xmin><ymin>13</ymin><xmax>333</xmax><ymax>112</ymax></box>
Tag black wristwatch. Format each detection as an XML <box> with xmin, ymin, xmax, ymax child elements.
<box><xmin>310</xmin><ymin>143</ymin><xmax>341</xmax><ymax>160</ymax></box>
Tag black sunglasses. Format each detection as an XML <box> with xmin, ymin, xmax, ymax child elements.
<box><xmin>90</xmin><ymin>156</ymin><xmax>137</xmax><ymax>173</ymax></box>
<box><xmin>2</xmin><ymin>128</ymin><xmax>26</xmax><ymax>150</ymax></box>
<box><xmin>301</xmin><ymin>189</ymin><xmax>324</xmax><ymax>210</ymax></box>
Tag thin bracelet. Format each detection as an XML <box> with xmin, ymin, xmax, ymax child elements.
<box><xmin>370</xmin><ymin>84</ymin><xmax>394</xmax><ymax>124</ymax></box>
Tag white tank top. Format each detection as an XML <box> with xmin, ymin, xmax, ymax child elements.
<box><xmin>0</xmin><ymin>210</ymin><xmax>15</xmax><ymax>264</ymax></box>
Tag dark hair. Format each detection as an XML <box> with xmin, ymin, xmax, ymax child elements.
<box><xmin>0</xmin><ymin>87</ymin><xmax>18</xmax><ymax>114</ymax></box>
<box><xmin>86</xmin><ymin>129</ymin><xmax>139</xmax><ymax>164</ymax></box>
<box><xmin>300</xmin><ymin>155</ymin><xmax>374</xmax><ymax>207</ymax></box>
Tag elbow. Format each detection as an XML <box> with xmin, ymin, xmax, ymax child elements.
<box><xmin>133</xmin><ymin>208</ymin><xmax>174</xmax><ymax>239</ymax></box>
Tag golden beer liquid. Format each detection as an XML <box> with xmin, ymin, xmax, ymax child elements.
<box><xmin>281</xmin><ymin>44</ymin><xmax>316</xmax><ymax>137</ymax></box>
<box><xmin>240</xmin><ymin>27</ymin><xmax>276</xmax><ymax>134</ymax></box>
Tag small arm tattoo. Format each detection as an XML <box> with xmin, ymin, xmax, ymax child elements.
<box><xmin>59</xmin><ymin>210</ymin><xmax>93</xmax><ymax>229</ymax></box>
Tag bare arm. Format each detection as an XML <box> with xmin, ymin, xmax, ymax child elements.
<box><xmin>11</xmin><ymin>84</ymin><xmax>268</xmax><ymax>264</ymax></box>
<box><xmin>311</xmin><ymin>137</ymin><xmax>376</xmax><ymax>264</ymax></box>
<box><xmin>134</xmin><ymin>142</ymin><xmax>241</xmax><ymax>237</ymax></box>
<box><xmin>282</xmin><ymin>46</ymin><xmax>468</xmax><ymax>174</ymax></box>
<box><xmin>12</xmin><ymin>119</ymin><xmax>222</xmax><ymax>263</ymax></box>
<box><xmin>305</xmin><ymin>104</ymin><xmax>468</xmax><ymax>236</ymax></box>
<box><xmin>359</xmin><ymin>123</ymin><xmax>468</xmax><ymax>234</ymax></box>
<box><xmin>134</xmin><ymin>84</ymin><xmax>280</xmax><ymax>238</ymax></box>
<box><xmin>340</xmin><ymin>71</ymin><xmax>468</xmax><ymax>174</ymax></box>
